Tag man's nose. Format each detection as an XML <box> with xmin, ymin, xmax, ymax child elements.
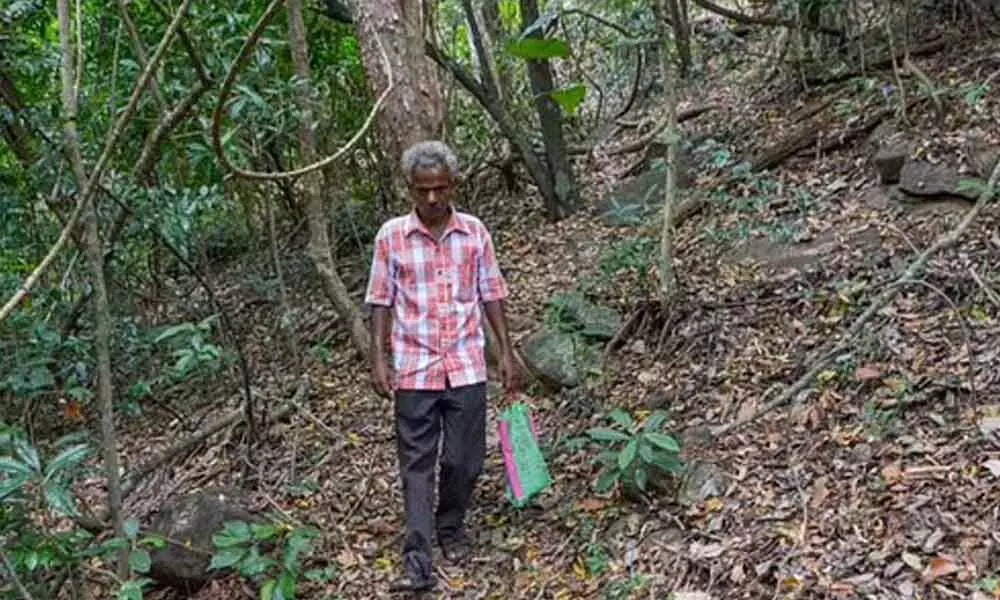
<box><xmin>427</xmin><ymin>191</ymin><xmax>439</xmax><ymax>204</ymax></box>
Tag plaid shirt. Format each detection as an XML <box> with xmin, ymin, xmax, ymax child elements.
<box><xmin>365</xmin><ymin>210</ymin><xmax>509</xmax><ymax>390</ymax></box>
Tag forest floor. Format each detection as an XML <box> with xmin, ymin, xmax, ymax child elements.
<box><xmin>98</xmin><ymin>21</ymin><xmax>1000</xmax><ymax>600</ymax></box>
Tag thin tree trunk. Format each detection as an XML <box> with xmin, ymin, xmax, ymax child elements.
<box><xmin>667</xmin><ymin>0</ymin><xmax>691</xmax><ymax>78</ymax></box>
<box><xmin>519</xmin><ymin>0</ymin><xmax>578</xmax><ymax>221</ymax></box>
<box><xmin>57</xmin><ymin>0</ymin><xmax>126</xmax><ymax>575</ymax></box>
<box><xmin>654</xmin><ymin>0</ymin><xmax>679</xmax><ymax>304</ymax></box>
<box><xmin>287</xmin><ymin>0</ymin><xmax>370</xmax><ymax>358</ymax></box>
<box><xmin>355</xmin><ymin>0</ymin><xmax>445</xmax><ymax>197</ymax></box>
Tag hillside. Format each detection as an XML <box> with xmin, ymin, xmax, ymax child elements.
<box><xmin>93</xmin><ymin>20</ymin><xmax>1000</xmax><ymax>600</ymax></box>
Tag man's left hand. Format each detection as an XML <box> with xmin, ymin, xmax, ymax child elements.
<box><xmin>499</xmin><ymin>350</ymin><xmax>523</xmax><ymax>396</ymax></box>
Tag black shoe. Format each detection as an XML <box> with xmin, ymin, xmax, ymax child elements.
<box><xmin>390</xmin><ymin>551</ymin><xmax>436</xmax><ymax>594</ymax></box>
<box><xmin>440</xmin><ymin>535</ymin><xmax>473</xmax><ymax>564</ymax></box>
<box><xmin>389</xmin><ymin>573</ymin><xmax>437</xmax><ymax>593</ymax></box>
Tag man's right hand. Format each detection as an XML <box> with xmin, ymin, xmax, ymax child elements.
<box><xmin>371</xmin><ymin>361</ymin><xmax>395</xmax><ymax>399</ymax></box>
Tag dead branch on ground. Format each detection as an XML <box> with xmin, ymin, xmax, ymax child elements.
<box><xmin>711</xmin><ymin>157</ymin><xmax>1000</xmax><ymax>439</ymax></box>
<box><xmin>749</xmin><ymin>95</ymin><xmax>925</xmax><ymax>172</ymax></box>
<box><xmin>805</xmin><ymin>35</ymin><xmax>947</xmax><ymax>85</ymax></box>
<box><xmin>77</xmin><ymin>379</ymin><xmax>310</xmax><ymax>533</ymax></box>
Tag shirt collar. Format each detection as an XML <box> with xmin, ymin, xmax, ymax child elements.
<box><xmin>404</xmin><ymin>208</ymin><xmax>470</xmax><ymax>239</ymax></box>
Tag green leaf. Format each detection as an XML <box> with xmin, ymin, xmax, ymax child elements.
<box><xmin>13</xmin><ymin>439</ymin><xmax>40</xmax><ymax>472</ymax></box>
<box><xmin>277</xmin><ymin>571</ymin><xmax>297</xmax><ymax>599</ymax></box>
<box><xmin>209</xmin><ymin>547</ymin><xmax>247</xmax><ymax>571</ymax></box>
<box><xmin>0</xmin><ymin>456</ymin><xmax>31</xmax><ymax>476</ymax></box>
<box><xmin>251</xmin><ymin>523</ymin><xmax>280</xmax><ymax>541</ymax></box>
<box><xmin>238</xmin><ymin>547</ymin><xmax>276</xmax><ymax>578</ymax></box>
<box><xmin>645</xmin><ymin>432</ymin><xmax>680</xmax><ymax>453</ymax></box>
<box><xmin>44</xmin><ymin>482</ymin><xmax>78</xmax><ymax>517</ymax></box>
<box><xmin>635</xmin><ymin>465</ymin><xmax>648</xmax><ymax>491</ymax></box>
<box><xmin>595</xmin><ymin>468</ymin><xmax>620</xmax><ymax>494</ymax></box>
<box><xmin>260</xmin><ymin>578</ymin><xmax>277</xmax><ymax>600</ymax></box>
<box><xmin>213</xmin><ymin>521</ymin><xmax>252</xmax><ymax>547</ymax></box>
<box><xmin>0</xmin><ymin>473</ymin><xmax>30</xmax><ymax>500</ymax></box>
<box><xmin>124</xmin><ymin>518</ymin><xmax>140</xmax><ymax>541</ymax></box>
<box><xmin>154</xmin><ymin>322</ymin><xmax>196</xmax><ymax>344</ymax></box>
<box><xmin>617</xmin><ymin>439</ymin><xmax>639</xmax><ymax>472</ymax></box>
<box><xmin>642</xmin><ymin>410</ymin><xmax>670</xmax><ymax>432</ymax></box>
<box><xmin>586</xmin><ymin>428</ymin><xmax>629</xmax><ymax>443</ymax></box>
<box><xmin>284</xmin><ymin>529</ymin><xmax>316</xmax><ymax>572</ymax></box>
<box><xmin>648</xmin><ymin>451</ymin><xmax>685</xmax><ymax>475</ymax></box>
<box><xmin>129</xmin><ymin>549</ymin><xmax>152</xmax><ymax>574</ymax></box>
<box><xmin>138</xmin><ymin>534</ymin><xmax>167</xmax><ymax>549</ymax></box>
<box><xmin>592</xmin><ymin>450</ymin><xmax>619</xmax><ymax>466</ymax></box>
<box><xmin>507</xmin><ymin>38</ymin><xmax>570</xmax><ymax>60</ymax></box>
<box><xmin>550</xmin><ymin>84</ymin><xmax>587</xmax><ymax>117</ymax></box>
<box><xmin>638</xmin><ymin>440</ymin><xmax>656</xmax><ymax>465</ymax></box>
<box><xmin>117</xmin><ymin>580</ymin><xmax>145</xmax><ymax>600</ymax></box>
<box><xmin>608</xmin><ymin>408</ymin><xmax>636</xmax><ymax>431</ymax></box>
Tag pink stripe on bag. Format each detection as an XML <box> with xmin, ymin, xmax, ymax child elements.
<box><xmin>498</xmin><ymin>419</ymin><xmax>524</xmax><ymax>500</ymax></box>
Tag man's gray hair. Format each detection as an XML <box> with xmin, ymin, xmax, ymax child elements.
<box><xmin>400</xmin><ymin>140</ymin><xmax>460</xmax><ymax>181</ymax></box>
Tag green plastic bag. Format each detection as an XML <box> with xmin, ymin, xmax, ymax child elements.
<box><xmin>498</xmin><ymin>402</ymin><xmax>553</xmax><ymax>508</ymax></box>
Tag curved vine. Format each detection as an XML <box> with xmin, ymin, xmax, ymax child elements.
<box><xmin>210</xmin><ymin>0</ymin><xmax>394</xmax><ymax>181</ymax></box>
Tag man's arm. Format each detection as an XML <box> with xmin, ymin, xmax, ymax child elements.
<box><xmin>483</xmin><ymin>300</ymin><xmax>512</xmax><ymax>357</ymax></box>
<box><xmin>365</xmin><ymin>228</ymin><xmax>395</xmax><ymax>396</ymax></box>
<box><xmin>476</xmin><ymin>225</ymin><xmax>520</xmax><ymax>392</ymax></box>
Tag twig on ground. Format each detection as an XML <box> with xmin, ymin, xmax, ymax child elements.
<box><xmin>711</xmin><ymin>157</ymin><xmax>1000</xmax><ymax>438</ymax></box>
<box><xmin>969</xmin><ymin>266</ymin><xmax>1000</xmax><ymax>307</ymax></box>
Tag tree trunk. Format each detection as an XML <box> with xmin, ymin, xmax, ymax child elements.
<box><xmin>0</xmin><ymin>70</ymin><xmax>38</xmax><ymax>167</ymax></box>
<box><xmin>668</xmin><ymin>0</ymin><xmax>692</xmax><ymax>78</ymax></box>
<box><xmin>355</xmin><ymin>0</ymin><xmax>445</xmax><ymax>197</ymax></box>
<box><xmin>519</xmin><ymin>0</ymin><xmax>577</xmax><ymax>221</ymax></box>
<box><xmin>57</xmin><ymin>0</ymin><xmax>127</xmax><ymax>575</ymax></box>
<box><xmin>287</xmin><ymin>0</ymin><xmax>371</xmax><ymax>358</ymax></box>
<box><xmin>654</xmin><ymin>0</ymin><xmax>679</xmax><ymax>304</ymax></box>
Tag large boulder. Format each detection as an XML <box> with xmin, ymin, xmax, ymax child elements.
<box><xmin>898</xmin><ymin>160</ymin><xmax>979</xmax><ymax>201</ymax></box>
<box><xmin>549</xmin><ymin>293</ymin><xmax>623</xmax><ymax>341</ymax></box>
<box><xmin>146</xmin><ymin>486</ymin><xmax>264</xmax><ymax>593</ymax></box>
<box><xmin>520</xmin><ymin>328</ymin><xmax>600</xmax><ymax>389</ymax></box>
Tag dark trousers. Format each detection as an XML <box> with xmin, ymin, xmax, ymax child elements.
<box><xmin>394</xmin><ymin>381</ymin><xmax>487</xmax><ymax>572</ymax></box>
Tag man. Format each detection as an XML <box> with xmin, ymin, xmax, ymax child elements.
<box><xmin>364</xmin><ymin>140</ymin><xmax>522</xmax><ymax>593</ymax></box>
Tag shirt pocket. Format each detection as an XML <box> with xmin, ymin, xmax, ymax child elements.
<box><xmin>455</xmin><ymin>258</ymin><xmax>478</xmax><ymax>302</ymax></box>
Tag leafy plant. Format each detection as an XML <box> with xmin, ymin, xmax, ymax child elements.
<box><xmin>154</xmin><ymin>315</ymin><xmax>229</xmax><ymax>380</ymax></box>
<box><xmin>0</xmin><ymin>425</ymin><xmax>102</xmax><ymax>596</ymax></box>
<box><xmin>598</xmin><ymin>237</ymin><xmax>656</xmax><ymax>287</ymax></box>
<box><xmin>587</xmin><ymin>409</ymin><xmax>684</xmax><ymax>495</ymax></box>
<box><xmin>209</xmin><ymin>518</ymin><xmax>328</xmax><ymax>600</ymax></box>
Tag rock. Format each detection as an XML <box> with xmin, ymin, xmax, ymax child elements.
<box><xmin>873</xmin><ymin>143</ymin><xmax>909</xmax><ymax>184</ymax></box>
<box><xmin>676</xmin><ymin>460</ymin><xmax>729</xmax><ymax>507</ymax></box>
<box><xmin>519</xmin><ymin>328</ymin><xmax>600</xmax><ymax>389</ymax></box>
<box><xmin>549</xmin><ymin>293</ymin><xmax>623</xmax><ymax>341</ymax></box>
<box><xmin>898</xmin><ymin>160</ymin><xmax>979</xmax><ymax>201</ymax></box>
<box><xmin>966</xmin><ymin>136</ymin><xmax>999</xmax><ymax>178</ymax></box>
<box><xmin>727</xmin><ymin>227</ymin><xmax>883</xmax><ymax>273</ymax></box>
<box><xmin>146</xmin><ymin>486</ymin><xmax>264</xmax><ymax>593</ymax></box>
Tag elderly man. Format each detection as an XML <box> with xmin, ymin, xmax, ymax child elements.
<box><xmin>364</xmin><ymin>140</ymin><xmax>521</xmax><ymax>592</ymax></box>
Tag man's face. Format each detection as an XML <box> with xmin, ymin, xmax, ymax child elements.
<box><xmin>409</xmin><ymin>166</ymin><xmax>455</xmax><ymax>223</ymax></box>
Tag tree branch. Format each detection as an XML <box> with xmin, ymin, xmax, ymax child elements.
<box><xmin>211</xmin><ymin>0</ymin><xmax>394</xmax><ymax>181</ymax></box>
<box><xmin>689</xmin><ymin>0</ymin><xmax>842</xmax><ymax>36</ymax></box>
<box><xmin>0</xmin><ymin>0</ymin><xmax>194</xmax><ymax>323</ymax></box>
